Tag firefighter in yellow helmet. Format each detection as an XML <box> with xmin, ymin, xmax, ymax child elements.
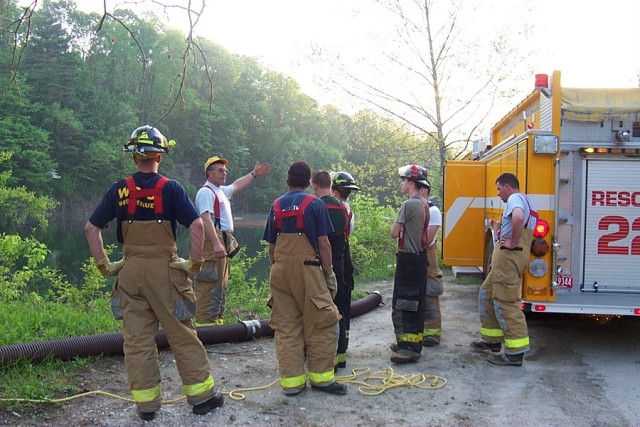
<box><xmin>84</xmin><ymin>126</ymin><xmax>223</xmax><ymax>420</ymax></box>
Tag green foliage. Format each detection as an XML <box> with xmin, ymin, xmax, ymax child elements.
<box><xmin>225</xmin><ymin>245</ymin><xmax>271</xmax><ymax>321</ymax></box>
<box><xmin>452</xmin><ymin>274</ymin><xmax>483</xmax><ymax>285</ymax></box>
<box><xmin>0</xmin><ymin>357</ymin><xmax>88</xmax><ymax>410</ymax></box>
<box><xmin>0</xmin><ymin>234</ymin><xmax>57</xmax><ymax>301</ymax></box>
<box><xmin>1</xmin><ymin>296</ymin><xmax>117</xmax><ymax>346</ymax></box>
<box><xmin>1</xmin><ymin>1</ymin><xmax>436</xmax><ymax>216</ymax></box>
<box><xmin>349</xmin><ymin>194</ymin><xmax>398</xmax><ymax>283</ymax></box>
<box><xmin>48</xmin><ymin>254</ymin><xmax>114</xmax><ymax>307</ymax></box>
<box><xmin>335</xmin><ymin>110</ymin><xmax>443</xmax><ymax>207</ymax></box>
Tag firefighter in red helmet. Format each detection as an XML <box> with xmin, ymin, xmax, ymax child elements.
<box><xmin>389</xmin><ymin>164</ymin><xmax>430</xmax><ymax>363</ymax></box>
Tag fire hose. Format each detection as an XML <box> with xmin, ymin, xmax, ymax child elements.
<box><xmin>0</xmin><ymin>292</ymin><xmax>382</xmax><ymax>364</ymax></box>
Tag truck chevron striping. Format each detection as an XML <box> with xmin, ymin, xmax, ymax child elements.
<box><xmin>443</xmin><ymin>70</ymin><xmax>640</xmax><ymax>316</ymax></box>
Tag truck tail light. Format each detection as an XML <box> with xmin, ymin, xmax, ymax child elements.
<box><xmin>528</xmin><ymin>259</ymin><xmax>548</xmax><ymax>277</ymax></box>
<box><xmin>531</xmin><ymin>237</ymin><xmax>549</xmax><ymax>256</ymax></box>
<box><xmin>533</xmin><ymin>219</ymin><xmax>549</xmax><ymax>238</ymax></box>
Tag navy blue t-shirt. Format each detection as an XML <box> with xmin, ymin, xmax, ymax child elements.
<box><xmin>88</xmin><ymin>172</ymin><xmax>200</xmax><ymax>243</ymax></box>
<box><xmin>262</xmin><ymin>190</ymin><xmax>334</xmax><ymax>250</ymax></box>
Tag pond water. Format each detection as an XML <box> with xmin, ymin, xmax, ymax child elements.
<box><xmin>41</xmin><ymin>213</ymin><xmax>271</xmax><ymax>286</ymax></box>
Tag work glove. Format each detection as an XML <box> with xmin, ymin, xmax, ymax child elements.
<box><xmin>96</xmin><ymin>257</ymin><xmax>125</xmax><ymax>277</ymax></box>
<box><xmin>323</xmin><ymin>266</ymin><xmax>338</xmax><ymax>300</ymax></box>
<box><xmin>169</xmin><ymin>255</ymin><xmax>204</xmax><ymax>274</ymax></box>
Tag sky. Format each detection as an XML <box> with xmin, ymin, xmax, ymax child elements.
<box><xmin>64</xmin><ymin>0</ymin><xmax>640</xmax><ymax>115</ymax></box>
<box><xmin>196</xmin><ymin>0</ymin><xmax>640</xmax><ymax>99</ymax></box>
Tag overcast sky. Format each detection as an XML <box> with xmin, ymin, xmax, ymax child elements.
<box><xmin>71</xmin><ymin>0</ymin><xmax>640</xmax><ymax>114</ymax></box>
<box><xmin>199</xmin><ymin>0</ymin><xmax>640</xmax><ymax>97</ymax></box>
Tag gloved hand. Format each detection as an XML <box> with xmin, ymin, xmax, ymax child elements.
<box><xmin>96</xmin><ymin>257</ymin><xmax>125</xmax><ymax>277</ymax></box>
<box><xmin>169</xmin><ymin>255</ymin><xmax>204</xmax><ymax>274</ymax></box>
<box><xmin>323</xmin><ymin>266</ymin><xmax>338</xmax><ymax>299</ymax></box>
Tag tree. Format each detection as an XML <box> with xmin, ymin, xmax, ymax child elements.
<box><xmin>0</xmin><ymin>151</ymin><xmax>58</xmax><ymax>232</ymax></box>
<box><xmin>324</xmin><ymin>0</ymin><xmax>533</xmax><ymax>188</ymax></box>
<box><xmin>2</xmin><ymin>0</ymin><xmax>214</xmax><ymax>121</ymax></box>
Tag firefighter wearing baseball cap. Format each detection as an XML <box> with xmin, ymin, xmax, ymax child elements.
<box><xmin>194</xmin><ymin>155</ymin><xmax>270</xmax><ymax>325</ymax></box>
<box><xmin>84</xmin><ymin>125</ymin><xmax>223</xmax><ymax>420</ymax></box>
<box><xmin>389</xmin><ymin>164</ymin><xmax>430</xmax><ymax>364</ymax></box>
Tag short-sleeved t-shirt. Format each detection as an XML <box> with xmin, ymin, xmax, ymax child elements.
<box><xmin>194</xmin><ymin>182</ymin><xmax>235</xmax><ymax>233</ymax></box>
<box><xmin>262</xmin><ymin>190</ymin><xmax>334</xmax><ymax>250</ymax></box>
<box><xmin>88</xmin><ymin>172</ymin><xmax>199</xmax><ymax>243</ymax></box>
<box><xmin>428</xmin><ymin>204</ymin><xmax>442</xmax><ymax>247</ymax></box>
<box><xmin>501</xmin><ymin>193</ymin><xmax>537</xmax><ymax>238</ymax></box>
<box><xmin>394</xmin><ymin>197</ymin><xmax>427</xmax><ymax>253</ymax></box>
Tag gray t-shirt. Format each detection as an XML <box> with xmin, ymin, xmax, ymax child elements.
<box><xmin>395</xmin><ymin>197</ymin><xmax>427</xmax><ymax>253</ymax></box>
<box><xmin>501</xmin><ymin>193</ymin><xmax>537</xmax><ymax>238</ymax></box>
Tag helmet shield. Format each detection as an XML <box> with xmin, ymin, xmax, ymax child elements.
<box><xmin>331</xmin><ymin>171</ymin><xmax>360</xmax><ymax>190</ymax></box>
<box><xmin>124</xmin><ymin>126</ymin><xmax>170</xmax><ymax>156</ymax></box>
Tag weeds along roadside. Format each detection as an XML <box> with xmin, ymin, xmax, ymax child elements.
<box><xmin>0</xmin><ymin>197</ymin><xmax>404</xmax><ymax>406</ymax></box>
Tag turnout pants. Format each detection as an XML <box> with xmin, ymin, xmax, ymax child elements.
<box><xmin>194</xmin><ymin>230</ymin><xmax>229</xmax><ymax>325</ymax></box>
<box><xmin>478</xmin><ymin>229</ymin><xmax>534</xmax><ymax>355</ymax></box>
<box><xmin>268</xmin><ymin>233</ymin><xmax>341</xmax><ymax>392</ymax></box>
<box><xmin>329</xmin><ymin>234</ymin><xmax>349</xmax><ymax>369</ymax></box>
<box><xmin>392</xmin><ymin>251</ymin><xmax>428</xmax><ymax>354</ymax></box>
<box><xmin>114</xmin><ymin>221</ymin><xmax>215</xmax><ymax>412</ymax></box>
<box><xmin>423</xmin><ymin>243</ymin><xmax>444</xmax><ymax>343</ymax></box>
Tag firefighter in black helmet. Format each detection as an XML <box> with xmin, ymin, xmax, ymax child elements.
<box><xmin>85</xmin><ymin>125</ymin><xmax>223</xmax><ymax>420</ymax></box>
<box><xmin>331</xmin><ymin>171</ymin><xmax>360</xmax><ymax>370</ymax></box>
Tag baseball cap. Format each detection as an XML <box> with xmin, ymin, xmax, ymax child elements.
<box><xmin>204</xmin><ymin>156</ymin><xmax>229</xmax><ymax>172</ymax></box>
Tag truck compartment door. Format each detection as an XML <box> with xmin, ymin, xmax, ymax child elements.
<box><xmin>582</xmin><ymin>159</ymin><xmax>640</xmax><ymax>293</ymax></box>
<box><xmin>443</xmin><ymin>161</ymin><xmax>487</xmax><ymax>267</ymax></box>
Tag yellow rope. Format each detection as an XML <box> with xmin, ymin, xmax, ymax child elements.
<box><xmin>0</xmin><ymin>367</ymin><xmax>445</xmax><ymax>404</ymax></box>
<box><xmin>336</xmin><ymin>367</ymin><xmax>447</xmax><ymax>396</ymax></box>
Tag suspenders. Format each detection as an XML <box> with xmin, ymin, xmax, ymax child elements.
<box><xmin>124</xmin><ymin>176</ymin><xmax>168</xmax><ymax>221</ymax></box>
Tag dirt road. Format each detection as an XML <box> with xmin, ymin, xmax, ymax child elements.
<box><xmin>3</xmin><ymin>276</ymin><xmax>640</xmax><ymax>426</ymax></box>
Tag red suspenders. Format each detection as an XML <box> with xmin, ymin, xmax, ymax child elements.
<box><xmin>124</xmin><ymin>176</ymin><xmax>168</xmax><ymax>220</ymax></box>
<box><xmin>274</xmin><ymin>194</ymin><xmax>315</xmax><ymax>232</ymax></box>
<box><xmin>202</xmin><ymin>185</ymin><xmax>222</xmax><ymax>229</ymax></box>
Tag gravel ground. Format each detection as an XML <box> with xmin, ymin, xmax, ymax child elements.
<box><xmin>2</xmin><ymin>274</ymin><xmax>640</xmax><ymax>426</ymax></box>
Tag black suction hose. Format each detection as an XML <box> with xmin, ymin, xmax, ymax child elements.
<box><xmin>0</xmin><ymin>292</ymin><xmax>382</xmax><ymax>364</ymax></box>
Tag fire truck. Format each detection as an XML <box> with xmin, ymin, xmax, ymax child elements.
<box><xmin>443</xmin><ymin>70</ymin><xmax>640</xmax><ymax>316</ymax></box>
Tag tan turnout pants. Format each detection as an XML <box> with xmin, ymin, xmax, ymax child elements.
<box><xmin>478</xmin><ymin>229</ymin><xmax>534</xmax><ymax>355</ymax></box>
<box><xmin>114</xmin><ymin>221</ymin><xmax>215</xmax><ymax>412</ymax></box>
<box><xmin>268</xmin><ymin>233</ymin><xmax>341</xmax><ymax>391</ymax></box>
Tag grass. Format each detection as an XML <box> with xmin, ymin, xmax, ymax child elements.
<box><xmin>452</xmin><ymin>275</ymin><xmax>484</xmax><ymax>285</ymax></box>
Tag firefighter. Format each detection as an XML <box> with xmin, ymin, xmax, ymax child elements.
<box><xmin>471</xmin><ymin>172</ymin><xmax>537</xmax><ymax>366</ymax></box>
<box><xmin>312</xmin><ymin>170</ymin><xmax>349</xmax><ymax>371</ymax></box>
<box><xmin>330</xmin><ymin>171</ymin><xmax>361</xmax><ymax>368</ymax></box>
<box><xmin>263</xmin><ymin>161</ymin><xmax>346</xmax><ymax>396</ymax></box>
<box><xmin>389</xmin><ymin>165</ymin><xmax>430</xmax><ymax>364</ymax></box>
<box><xmin>420</xmin><ymin>183</ymin><xmax>444</xmax><ymax>347</ymax></box>
<box><xmin>84</xmin><ymin>126</ymin><xmax>223</xmax><ymax>420</ymax></box>
<box><xmin>194</xmin><ymin>156</ymin><xmax>270</xmax><ymax>326</ymax></box>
